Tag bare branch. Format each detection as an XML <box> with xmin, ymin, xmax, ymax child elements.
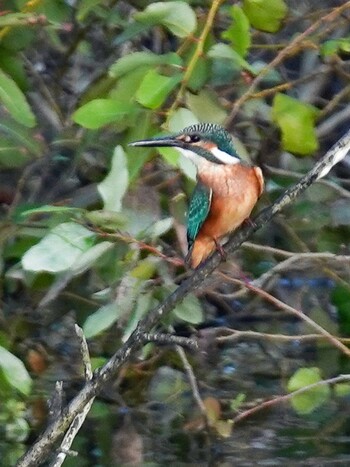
<box><xmin>215</xmin><ymin>328</ymin><xmax>350</xmax><ymax>345</ymax></box>
<box><xmin>142</xmin><ymin>332</ymin><xmax>198</xmax><ymax>350</ymax></box>
<box><xmin>218</xmin><ymin>273</ymin><xmax>350</xmax><ymax>358</ymax></box>
<box><xmin>176</xmin><ymin>345</ymin><xmax>207</xmax><ymax>416</ymax></box>
<box><xmin>232</xmin><ymin>374</ymin><xmax>350</xmax><ymax>425</ymax></box>
<box><xmin>48</xmin><ymin>326</ymin><xmax>94</xmax><ymax>467</ymax></box>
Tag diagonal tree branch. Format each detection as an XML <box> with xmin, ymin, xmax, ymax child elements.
<box><xmin>17</xmin><ymin>129</ymin><xmax>350</xmax><ymax>467</ymax></box>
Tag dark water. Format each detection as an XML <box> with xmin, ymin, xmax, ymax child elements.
<box><xmin>3</xmin><ymin>275</ymin><xmax>350</xmax><ymax>466</ymax></box>
<box><xmin>43</xmin><ymin>340</ymin><xmax>350</xmax><ymax>466</ymax></box>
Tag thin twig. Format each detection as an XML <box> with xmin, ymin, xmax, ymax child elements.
<box><xmin>176</xmin><ymin>345</ymin><xmax>207</xmax><ymax>416</ymax></box>
<box><xmin>265</xmin><ymin>165</ymin><xmax>350</xmax><ymax>199</ymax></box>
<box><xmin>232</xmin><ymin>374</ymin><xmax>350</xmax><ymax>425</ymax></box>
<box><xmin>219</xmin><ymin>273</ymin><xmax>350</xmax><ymax>358</ymax></box>
<box><xmin>48</xmin><ymin>382</ymin><xmax>64</xmax><ymax>423</ymax></box>
<box><xmin>166</xmin><ymin>0</ymin><xmax>225</xmax><ymax>118</ymax></box>
<box><xmin>49</xmin><ymin>325</ymin><xmax>94</xmax><ymax>467</ymax></box>
<box><xmin>142</xmin><ymin>332</ymin><xmax>198</xmax><ymax>350</ymax></box>
<box><xmin>91</xmin><ymin>228</ymin><xmax>184</xmax><ymax>267</ymax></box>
<box><xmin>242</xmin><ymin>242</ymin><xmax>298</xmax><ymax>258</ymax></box>
<box><xmin>164</xmin><ymin>324</ymin><xmax>206</xmax><ymax>416</ymax></box>
<box><xmin>215</xmin><ymin>327</ymin><xmax>350</xmax><ymax>345</ymax></box>
<box><xmin>252</xmin><ymin>252</ymin><xmax>350</xmax><ymax>289</ymax></box>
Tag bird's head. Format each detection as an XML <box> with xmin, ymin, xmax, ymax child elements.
<box><xmin>129</xmin><ymin>123</ymin><xmax>241</xmax><ymax>167</ymax></box>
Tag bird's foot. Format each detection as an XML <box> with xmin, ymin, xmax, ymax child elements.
<box><xmin>243</xmin><ymin>217</ymin><xmax>257</xmax><ymax>229</ymax></box>
<box><xmin>214</xmin><ymin>239</ymin><xmax>227</xmax><ymax>261</ymax></box>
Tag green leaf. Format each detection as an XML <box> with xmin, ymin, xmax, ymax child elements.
<box><xmin>243</xmin><ymin>0</ymin><xmax>287</xmax><ymax>33</ymax></box>
<box><xmin>187</xmin><ymin>90</ymin><xmax>227</xmax><ymax>124</ymax></box>
<box><xmin>272</xmin><ymin>93</ymin><xmax>319</xmax><ymax>155</ymax></box>
<box><xmin>0</xmin><ymin>13</ymin><xmax>36</xmax><ymax>27</ymax></box>
<box><xmin>84</xmin><ymin>210</ymin><xmax>127</xmax><ymax>230</ymax></box>
<box><xmin>321</xmin><ymin>38</ymin><xmax>350</xmax><ymax>57</ymax></box>
<box><xmin>21</xmin><ymin>205</ymin><xmax>83</xmax><ymax>217</ymax></box>
<box><xmin>287</xmin><ymin>367</ymin><xmax>331</xmax><ymax>415</ymax></box>
<box><xmin>148</xmin><ymin>367</ymin><xmax>188</xmax><ymax>405</ymax></box>
<box><xmin>122</xmin><ymin>291</ymin><xmax>153</xmax><ymax>342</ymax></box>
<box><xmin>35</xmin><ymin>0</ymin><xmax>71</xmax><ymax>23</ymax></box>
<box><xmin>215</xmin><ymin>420</ymin><xmax>233</xmax><ymax>438</ymax></box>
<box><xmin>173</xmin><ymin>293</ymin><xmax>203</xmax><ymax>324</ymax></box>
<box><xmin>83</xmin><ymin>303</ymin><xmax>120</xmax><ymax>339</ymax></box>
<box><xmin>136</xmin><ymin>70</ymin><xmax>182</xmax><ymax>109</ymax></box>
<box><xmin>72</xmin><ymin>241</ymin><xmax>114</xmax><ymax>275</ymax></box>
<box><xmin>6</xmin><ymin>416</ymin><xmax>30</xmax><ymax>443</ymax></box>
<box><xmin>335</xmin><ymin>382</ymin><xmax>350</xmax><ymax>398</ymax></box>
<box><xmin>230</xmin><ymin>393</ymin><xmax>246</xmax><ymax>411</ymax></box>
<box><xmin>109</xmin><ymin>67</ymin><xmax>152</xmax><ymax>106</ymax></box>
<box><xmin>112</xmin><ymin>22</ymin><xmax>154</xmax><ymax>47</ymax></box>
<box><xmin>0</xmin><ymin>138</ymin><xmax>31</xmax><ymax>167</ymax></box>
<box><xmin>124</xmin><ymin>111</ymin><xmax>154</xmax><ymax>181</ymax></box>
<box><xmin>77</xmin><ymin>0</ymin><xmax>105</xmax><ymax>21</ymax></box>
<box><xmin>168</xmin><ymin>107</ymin><xmax>199</xmax><ymax>132</ymax></box>
<box><xmin>97</xmin><ymin>145</ymin><xmax>129</xmax><ymax>212</ymax></box>
<box><xmin>144</xmin><ymin>217</ymin><xmax>173</xmax><ymax>239</ymax></box>
<box><xmin>331</xmin><ymin>285</ymin><xmax>350</xmax><ymax>335</ymax></box>
<box><xmin>0</xmin><ymin>69</ymin><xmax>36</xmax><ymax>127</ymax></box>
<box><xmin>0</xmin><ymin>346</ymin><xmax>32</xmax><ymax>395</ymax></box>
<box><xmin>22</xmin><ymin>222</ymin><xmax>95</xmax><ymax>273</ymax></box>
<box><xmin>208</xmin><ymin>43</ymin><xmax>256</xmax><ymax>74</ymax></box>
<box><xmin>222</xmin><ymin>6</ymin><xmax>251</xmax><ymax>57</ymax></box>
<box><xmin>134</xmin><ymin>1</ymin><xmax>197</xmax><ymax>38</ymax></box>
<box><xmin>72</xmin><ymin>98</ymin><xmax>133</xmax><ymax>129</ymax></box>
<box><xmin>130</xmin><ymin>259</ymin><xmax>157</xmax><ymax>280</ymax></box>
<box><xmin>187</xmin><ymin>55</ymin><xmax>209</xmax><ymax>92</ymax></box>
<box><xmin>0</xmin><ymin>49</ymin><xmax>28</xmax><ymax>91</ymax></box>
<box><xmin>0</xmin><ymin>120</ymin><xmax>43</xmax><ymax>157</ymax></box>
<box><xmin>109</xmin><ymin>51</ymin><xmax>181</xmax><ymax>79</ymax></box>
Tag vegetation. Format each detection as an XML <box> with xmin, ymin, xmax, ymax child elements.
<box><xmin>0</xmin><ymin>0</ymin><xmax>350</xmax><ymax>465</ymax></box>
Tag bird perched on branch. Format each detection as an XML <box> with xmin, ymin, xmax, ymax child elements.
<box><xmin>130</xmin><ymin>123</ymin><xmax>264</xmax><ymax>268</ymax></box>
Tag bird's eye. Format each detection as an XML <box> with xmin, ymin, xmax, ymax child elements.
<box><xmin>186</xmin><ymin>134</ymin><xmax>200</xmax><ymax>143</ymax></box>
<box><xmin>183</xmin><ymin>134</ymin><xmax>201</xmax><ymax>143</ymax></box>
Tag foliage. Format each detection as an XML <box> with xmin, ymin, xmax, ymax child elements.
<box><xmin>0</xmin><ymin>346</ymin><xmax>32</xmax><ymax>395</ymax></box>
<box><xmin>287</xmin><ymin>367</ymin><xmax>331</xmax><ymax>415</ymax></box>
<box><xmin>0</xmin><ymin>0</ymin><xmax>350</xmax><ymax>464</ymax></box>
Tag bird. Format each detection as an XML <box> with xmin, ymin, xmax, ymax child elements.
<box><xmin>129</xmin><ymin>123</ymin><xmax>264</xmax><ymax>268</ymax></box>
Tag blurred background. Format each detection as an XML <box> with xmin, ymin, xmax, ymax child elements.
<box><xmin>1</xmin><ymin>0</ymin><xmax>350</xmax><ymax>465</ymax></box>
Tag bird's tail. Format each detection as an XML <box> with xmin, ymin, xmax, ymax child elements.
<box><xmin>186</xmin><ymin>237</ymin><xmax>215</xmax><ymax>268</ymax></box>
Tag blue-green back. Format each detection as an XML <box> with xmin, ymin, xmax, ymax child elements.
<box><xmin>187</xmin><ymin>182</ymin><xmax>212</xmax><ymax>247</ymax></box>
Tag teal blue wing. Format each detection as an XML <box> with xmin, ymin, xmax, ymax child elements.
<box><xmin>187</xmin><ymin>182</ymin><xmax>212</xmax><ymax>248</ymax></box>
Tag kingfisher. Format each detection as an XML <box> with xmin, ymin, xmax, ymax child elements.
<box><xmin>129</xmin><ymin>123</ymin><xmax>264</xmax><ymax>268</ymax></box>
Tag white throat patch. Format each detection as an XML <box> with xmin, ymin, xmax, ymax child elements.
<box><xmin>174</xmin><ymin>146</ymin><xmax>240</xmax><ymax>168</ymax></box>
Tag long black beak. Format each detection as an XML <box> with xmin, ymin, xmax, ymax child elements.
<box><xmin>128</xmin><ymin>136</ymin><xmax>183</xmax><ymax>148</ymax></box>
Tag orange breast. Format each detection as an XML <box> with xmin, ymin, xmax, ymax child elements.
<box><xmin>189</xmin><ymin>164</ymin><xmax>263</xmax><ymax>268</ymax></box>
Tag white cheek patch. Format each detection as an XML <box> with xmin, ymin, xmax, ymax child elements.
<box><xmin>211</xmin><ymin>147</ymin><xmax>240</xmax><ymax>164</ymax></box>
<box><xmin>174</xmin><ymin>146</ymin><xmax>240</xmax><ymax>166</ymax></box>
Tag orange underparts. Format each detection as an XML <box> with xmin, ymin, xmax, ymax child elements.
<box><xmin>189</xmin><ymin>164</ymin><xmax>264</xmax><ymax>268</ymax></box>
